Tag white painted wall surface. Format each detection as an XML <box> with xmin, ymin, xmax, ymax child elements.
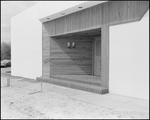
<box><xmin>11</xmin><ymin>4</ymin><xmax>42</xmax><ymax>79</ymax></box>
<box><xmin>11</xmin><ymin>1</ymin><xmax>100</xmax><ymax>79</ymax></box>
<box><xmin>109</xmin><ymin>10</ymin><xmax>149</xmax><ymax>100</ymax></box>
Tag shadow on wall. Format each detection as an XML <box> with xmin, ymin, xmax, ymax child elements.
<box><xmin>49</xmin><ymin>37</ymin><xmax>93</xmax><ymax>75</ymax></box>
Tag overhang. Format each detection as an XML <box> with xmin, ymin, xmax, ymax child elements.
<box><xmin>39</xmin><ymin>1</ymin><xmax>108</xmax><ymax>23</ymax></box>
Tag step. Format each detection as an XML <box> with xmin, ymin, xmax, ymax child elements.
<box><xmin>36</xmin><ymin>77</ymin><xmax>108</xmax><ymax>94</ymax></box>
<box><xmin>50</xmin><ymin>75</ymin><xmax>101</xmax><ymax>86</ymax></box>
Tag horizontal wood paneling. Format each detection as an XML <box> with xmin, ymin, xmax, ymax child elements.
<box><xmin>50</xmin><ymin>70</ymin><xmax>92</xmax><ymax>75</ymax></box>
<box><xmin>50</xmin><ymin>60</ymin><xmax>92</xmax><ymax>66</ymax></box>
<box><xmin>44</xmin><ymin>1</ymin><xmax>149</xmax><ymax>36</ymax></box>
<box><xmin>50</xmin><ymin>37</ymin><xmax>92</xmax><ymax>75</ymax></box>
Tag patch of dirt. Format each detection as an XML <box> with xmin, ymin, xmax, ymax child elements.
<box><xmin>1</xmin><ymin>76</ymin><xmax>149</xmax><ymax>119</ymax></box>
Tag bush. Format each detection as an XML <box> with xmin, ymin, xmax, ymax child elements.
<box><xmin>1</xmin><ymin>42</ymin><xmax>11</xmax><ymax>60</ymax></box>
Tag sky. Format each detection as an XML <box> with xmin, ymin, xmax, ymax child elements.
<box><xmin>1</xmin><ymin>1</ymin><xmax>39</xmax><ymax>43</ymax></box>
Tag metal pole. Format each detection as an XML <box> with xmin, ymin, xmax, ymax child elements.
<box><xmin>41</xmin><ymin>78</ymin><xmax>42</xmax><ymax>92</ymax></box>
<box><xmin>7</xmin><ymin>78</ymin><xmax>10</xmax><ymax>87</ymax></box>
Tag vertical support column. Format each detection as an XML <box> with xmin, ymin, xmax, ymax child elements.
<box><xmin>42</xmin><ymin>25</ymin><xmax>50</xmax><ymax>78</ymax></box>
<box><xmin>92</xmin><ymin>39</ymin><xmax>94</xmax><ymax>75</ymax></box>
<box><xmin>42</xmin><ymin>21</ymin><xmax>55</xmax><ymax>78</ymax></box>
<box><xmin>101</xmin><ymin>25</ymin><xmax>109</xmax><ymax>88</ymax></box>
<box><xmin>49</xmin><ymin>38</ymin><xmax>51</xmax><ymax>78</ymax></box>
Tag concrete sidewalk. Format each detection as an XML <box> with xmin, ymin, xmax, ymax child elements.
<box><xmin>40</xmin><ymin>79</ymin><xmax>149</xmax><ymax>114</ymax></box>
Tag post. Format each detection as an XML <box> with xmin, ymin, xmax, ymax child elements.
<box><xmin>41</xmin><ymin>78</ymin><xmax>43</xmax><ymax>92</ymax></box>
<box><xmin>7</xmin><ymin>78</ymin><xmax>10</xmax><ymax>87</ymax></box>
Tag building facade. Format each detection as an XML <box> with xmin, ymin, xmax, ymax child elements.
<box><xmin>11</xmin><ymin>1</ymin><xmax>149</xmax><ymax>100</ymax></box>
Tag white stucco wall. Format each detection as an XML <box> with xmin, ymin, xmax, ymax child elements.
<box><xmin>11</xmin><ymin>4</ymin><xmax>42</xmax><ymax>79</ymax></box>
<box><xmin>109</xmin><ymin>10</ymin><xmax>149</xmax><ymax>100</ymax></box>
<box><xmin>11</xmin><ymin>1</ymin><xmax>98</xmax><ymax>79</ymax></box>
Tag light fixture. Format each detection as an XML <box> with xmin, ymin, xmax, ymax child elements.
<box><xmin>67</xmin><ymin>42</ymin><xmax>71</xmax><ymax>48</ymax></box>
<box><xmin>61</xmin><ymin>13</ymin><xmax>65</xmax><ymax>15</ymax></box>
<box><xmin>78</xmin><ymin>6</ymin><xmax>82</xmax><ymax>9</ymax></box>
<box><xmin>72</xmin><ymin>42</ymin><xmax>76</xmax><ymax>48</ymax></box>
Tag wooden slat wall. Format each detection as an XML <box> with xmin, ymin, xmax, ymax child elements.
<box><xmin>101</xmin><ymin>25</ymin><xmax>109</xmax><ymax>88</ymax></box>
<box><xmin>46</xmin><ymin>1</ymin><xmax>149</xmax><ymax>36</ymax></box>
<box><xmin>42</xmin><ymin>25</ymin><xmax>50</xmax><ymax>77</ymax></box>
<box><xmin>43</xmin><ymin>20</ymin><xmax>55</xmax><ymax>36</ymax></box>
<box><xmin>50</xmin><ymin>37</ymin><xmax>92</xmax><ymax>75</ymax></box>
<box><xmin>42</xmin><ymin>1</ymin><xmax>149</xmax><ymax>77</ymax></box>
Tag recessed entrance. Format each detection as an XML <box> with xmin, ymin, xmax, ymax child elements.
<box><xmin>51</xmin><ymin>28</ymin><xmax>101</xmax><ymax>77</ymax></box>
<box><xmin>37</xmin><ymin>26</ymin><xmax>109</xmax><ymax>94</ymax></box>
<box><xmin>37</xmin><ymin>27</ymin><xmax>108</xmax><ymax>94</ymax></box>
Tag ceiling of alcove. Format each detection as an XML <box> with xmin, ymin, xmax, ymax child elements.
<box><xmin>51</xmin><ymin>28</ymin><xmax>101</xmax><ymax>38</ymax></box>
